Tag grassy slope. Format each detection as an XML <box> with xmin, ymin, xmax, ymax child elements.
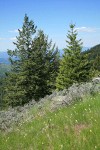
<box><xmin>0</xmin><ymin>94</ymin><xmax>100</xmax><ymax>150</ymax></box>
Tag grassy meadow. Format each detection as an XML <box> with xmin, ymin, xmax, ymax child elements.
<box><xmin>0</xmin><ymin>93</ymin><xmax>100</xmax><ymax>150</ymax></box>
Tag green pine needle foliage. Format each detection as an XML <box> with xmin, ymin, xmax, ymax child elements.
<box><xmin>4</xmin><ymin>15</ymin><xmax>59</xmax><ymax>106</ymax></box>
<box><xmin>56</xmin><ymin>24</ymin><xmax>92</xmax><ymax>90</ymax></box>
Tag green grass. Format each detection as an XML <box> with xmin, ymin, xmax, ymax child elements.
<box><xmin>0</xmin><ymin>93</ymin><xmax>100</xmax><ymax>150</ymax></box>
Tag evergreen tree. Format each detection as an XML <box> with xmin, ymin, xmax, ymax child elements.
<box><xmin>93</xmin><ymin>54</ymin><xmax>100</xmax><ymax>72</ymax></box>
<box><xmin>4</xmin><ymin>15</ymin><xmax>59</xmax><ymax>106</ymax></box>
<box><xmin>56</xmin><ymin>24</ymin><xmax>91</xmax><ymax>90</ymax></box>
<box><xmin>27</xmin><ymin>30</ymin><xmax>59</xmax><ymax>100</ymax></box>
<box><xmin>92</xmin><ymin>54</ymin><xmax>100</xmax><ymax>76</ymax></box>
<box><xmin>4</xmin><ymin>14</ymin><xmax>37</xmax><ymax>106</ymax></box>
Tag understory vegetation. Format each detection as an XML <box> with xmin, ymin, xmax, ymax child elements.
<box><xmin>0</xmin><ymin>86</ymin><xmax>100</xmax><ymax>149</ymax></box>
<box><xmin>0</xmin><ymin>80</ymin><xmax>100</xmax><ymax>131</ymax></box>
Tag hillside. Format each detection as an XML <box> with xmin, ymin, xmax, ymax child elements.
<box><xmin>0</xmin><ymin>80</ymin><xmax>100</xmax><ymax>149</ymax></box>
<box><xmin>0</xmin><ymin>64</ymin><xmax>11</xmax><ymax>77</ymax></box>
<box><xmin>85</xmin><ymin>44</ymin><xmax>100</xmax><ymax>59</ymax></box>
<box><xmin>0</xmin><ymin>52</ymin><xmax>11</xmax><ymax>77</ymax></box>
<box><xmin>83</xmin><ymin>44</ymin><xmax>100</xmax><ymax>72</ymax></box>
<box><xmin>0</xmin><ymin>93</ymin><xmax>100</xmax><ymax>149</ymax></box>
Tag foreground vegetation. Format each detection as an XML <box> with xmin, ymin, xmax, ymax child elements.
<box><xmin>0</xmin><ymin>92</ymin><xmax>100</xmax><ymax>150</ymax></box>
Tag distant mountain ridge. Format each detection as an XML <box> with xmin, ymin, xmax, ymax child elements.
<box><xmin>0</xmin><ymin>52</ymin><xmax>9</xmax><ymax>64</ymax></box>
<box><xmin>0</xmin><ymin>46</ymin><xmax>98</xmax><ymax>64</ymax></box>
<box><xmin>82</xmin><ymin>47</ymin><xmax>90</xmax><ymax>51</ymax></box>
<box><xmin>0</xmin><ymin>51</ymin><xmax>9</xmax><ymax>58</ymax></box>
<box><xmin>59</xmin><ymin>47</ymin><xmax>90</xmax><ymax>56</ymax></box>
<box><xmin>84</xmin><ymin>44</ymin><xmax>100</xmax><ymax>59</ymax></box>
<box><xmin>0</xmin><ymin>52</ymin><xmax>11</xmax><ymax>77</ymax></box>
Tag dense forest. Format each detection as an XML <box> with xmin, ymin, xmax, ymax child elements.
<box><xmin>0</xmin><ymin>15</ymin><xmax>100</xmax><ymax>109</ymax></box>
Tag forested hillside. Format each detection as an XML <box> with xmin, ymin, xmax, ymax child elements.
<box><xmin>84</xmin><ymin>44</ymin><xmax>100</xmax><ymax>72</ymax></box>
<box><xmin>85</xmin><ymin>44</ymin><xmax>100</xmax><ymax>59</ymax></box>
<box><xmin>0</xmin><ymin>64</ymin><xmax>11</xmax><ymax>77</ymax></box>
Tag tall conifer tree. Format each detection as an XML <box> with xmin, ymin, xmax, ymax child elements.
<box><xmin>56</xmin><ymin>24</ymin><xmax>91</xmax><ymax>90</ymax></box>
<box><xmin>26</xmin><ymin>30</ymin><xmax>59</xmax><ymax>100</ymax></box>
<box><xmin>4</xmin><ymin>15</ymin><xmax>59</xmax><ymax>106</ymax></box>
<box><xmin>4</xmin><ymin>14</ymin><xmax>37</xmax><ymax>106</ymax></box>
